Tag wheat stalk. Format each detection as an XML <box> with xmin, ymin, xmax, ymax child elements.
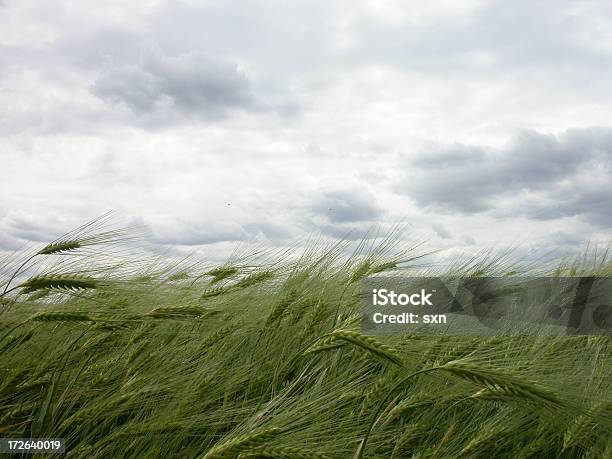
<box><xmin>357</xmin><ymin>358</ymin><xmax>564</xmax><ymax>458</ymax></box>
<box><xmin>0</xmin><ymin>402</ymin><xmax>37</xmax><ymax>423</ymax></box>
<box><xmin>0</xmin><ymin>331</ymin><xmax>34</xmax><ymax>355</ymax></box>
<box><xmin>146</xmin><ymin>306</ymin><xmax>217</xmax><ymax>319</ymax></box>
<box><xmin>287</xmin><ymin>298</ymin><xmax>317</xmax><ymax>325</ymax></box>
<box><xmin>30</xmin><ymin>312</ymin><xmax>94</xmax><ymax>323</ymax></box>
<box><xmin>304</xmin><ymin>336</ymin><xmax>346</xmax><ymax>354</ymax></box>
<box><xmin>90</xmin><ymin>322</ymin><xmax>133</xmax><ymax>332</ymax></box>
<box><xmin>202</xmin><ymin>427</ymin><xmax>282</xmax><ymax>459</ymax></box>
<box><xmin>361</xmin><ymin>375</ymin><xmax>392</xmax><ymax>412</ymax></box>
<box><xmin>206</xmin><ymin>266</ymin><xmax>239</xmax><ymax>284</ymax></box>
<box><xmin>127</xmin><ymin>342</ymin><xmax>149</xmax><ymax>364</ymax></box>
<box><xmin>201</xmin><ymin>286</ymin><xmax>231</xmax><ymax>299</ymax></box>
<box><xmin>37</xmin><ymin>240</ymin><xmax>83</xmax><ymax>255</ymax></box>
<box><xmin>459</xmin><ymin>428</ymin><xmax>507</xmax><ymax>456</ymax></box>
<box><xmin>234</xmin><ymin>271</ymin><xmax>274</xmax><ymax>289</ymax></box>
<box><xmin>168</xmin><ymin>272</ymin><xmax>189</xmax><ymax>281</ymax></box>
<box><xmin>238</xmin><ymin>447</ymin><xmax>330</xmax><ymax>458</ymax></box>
<box><xmin>391</xmin><ymin>423</ymin><xmax>426</xmax><ymax>458</ymax></box>
<box><xmin>563</xmin><ymin>401</ymin><xmax>612</xmax><ymax>451</ymax></box>
<box><xmin>18</xmin><ymin>275</ymin><xmax>99</xmax><ymax>294</ymax></box>
<box><xmin>198</xmin><ymin>323</ymin><xmax>241</xmax><ymax>351</ymax></box>
<box><xmin>440</xmin><ymin>360</ymin><xmax>563</xmax><ymax>408</ymax></box>
<box><xmin>385</xmin><ymin>396</ymin><xmax>439</xmax><ymax>424</ymax></box>
<box><xmin>369</xmin><ymin>261</ymin><xmax>397</xmax><ymax>274</ymax></box>
<box><xmin>326</xmin><ymin>330</ymin><xmax>404</xmax><ymax>366</ymax></box>
<box><xmin>301</xmin><ymin>301</ymin><xmax>329</xmax><ymax>338</ymax></box>
<box><xmin>201</xmin><ymin>271</ymin><xmax>273</xmax><ymax>300</ymax></box>
<box><xmin>266</xmin><ymin>290</ymin><xmax>298</xmax><ymax>326</ymax></box>
<box><xmin>349</xmin><ymin>259</ymin><xmax>372</xmax><ymax>284</ymax></box>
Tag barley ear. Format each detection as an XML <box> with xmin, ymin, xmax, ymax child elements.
<box><xmin>440</xmin><ymin>359</ymin><xmax>563</xmax><ymax>408</ymax></box>
<box><xmin>146</xmin><ymin>306</ymin><xmax>218</xmax><ymax>319</ymax></box>
<box><xmin>18</xmin><ymin>275</ymin><xmax>99</xmax><ymax>294</ymax></box>
<box><xmin>350</xmin><ymin>259</ymin><xmax>372</xmax><ymax>284</ymax></box>
<box><xmin>303</xmin><ymin>336</ymin><xmax>346</xmax><ymax>355</ymax></box>
<box><xmin>234</xmin><ymin>271</ymin><xmax>274</xmax><ymax>289</ymax></box>
<box><xmin>238</xmin><ymin>446</ymin><xmax>331</xmax><ymax>458</ymax></box>
<box><xmin>328</xmin><ymin>330</ymin><xmax>404</xmax><ymax>366</ymax></box>
<box><xmin>30</xmin><ymin>312</ymin><xmax>94</xmax><ymax>323</ymax></box>
<box><xmin>206</xmin><ymin>266</ymin><xmax>238</xmax><ymax>284</ymax></box>
<box><xmin>37</xmin><ymin>240</ymin><xmax>82</xmax><ymax>255</ymax></box>
<box><xmin>202</xmin><ymin>427</ymin><xmax>282</xmax><ymax>459</ymax></box>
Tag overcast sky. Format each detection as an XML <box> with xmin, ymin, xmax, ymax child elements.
<box><xmin>1</xmin><ymin>0</ymin><xmax>612</xmax><ymax>263</ymax></box>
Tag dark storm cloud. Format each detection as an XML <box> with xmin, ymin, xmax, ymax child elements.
<box><xmin>397</xmin><ymin>127</ymin><xmax>612</xmax><ymax>226</ymax></box>
<box><xmin>309</xmin><ymin>188</ymin><xmax>383</xmax><ymax>223</ymax></box>
<box><xmin>91</xmin><ymin>48</ymin><xmax>260</xmax><ymax>119</ymax></box>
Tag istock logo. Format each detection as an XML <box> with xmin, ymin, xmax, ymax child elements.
<box><xmin>364</xmin><ymin>276</ymin><xmax>612</xmax><ymax>336</ymax></box>
<box><xmin>372</xmin><ymin>288</ymin><xmax>434</xmax><ymax>306</ymax></box>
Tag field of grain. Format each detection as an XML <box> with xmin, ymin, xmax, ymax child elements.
<box><xmin>1</xmin><ymin>221</ymin><xmax>610</xmax><ymax>458</ymax></box>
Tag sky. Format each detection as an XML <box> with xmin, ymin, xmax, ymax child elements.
<box><xmin>1</xmin><ymin>0</ymin><xmax>612</xmax><ymax>263</ymax></box>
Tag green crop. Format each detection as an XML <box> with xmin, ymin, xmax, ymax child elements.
<box><xmin>0</xmin><ymin>217</ymin><xmax>609</xmax><ymax>458</ymax></box>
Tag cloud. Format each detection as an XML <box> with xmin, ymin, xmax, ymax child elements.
<box><xmin>4</xmin><ymin>212</ymin><xmax>71</xmax><ymax>243</ymax></box>
<box><xmin>348</xmin><ymin>0</ymin><xmax>612</xmax><ymax>75</ymax></box>
<box><xmin>2</xmin><ymin>0</ymin><xmax>612</xmax><ymax>262</ymax></box>
<box><xmin>149</xmin><ymin>218</ymin><xmax>248</xmax><ymax>246</ymax></box>
<box><xmin>308</xmin><ymin>188</ymin><xmax>383</xmax><ymax>223</ymax></box>
<box><xmin>546</xmin><ymin>231</ymin><xmax>584</xmax><ymax>247</ymax></box>
<box><xmin>432</xmin><ymin>223</ymin><xmax>452</xmax><ymax>239</ymax></box>
<box><xmin>396</xmin><ymin>127</ymin><xmax>612</xmax><ymax>226</ymax></box>
<box><xmin>146</xmin><ymin>214</ymin><xmax>299</xmax><ymax>247</ymax></box>
<box><xmin>241</xmin><ymin>222</ymin><xmax>294</xmax><ymax>243</ymax></box>
<box><xmin>305</xmin><ymin>221</ymin><xmax>386</xmax><ymax>241</ymax></box>
<box><xmin>460</xmin><ymin>235</ymin><xmax>476</xmax><ymax>246</ymax></box>
<box><xmin>299</xmin><ymin>187</ymin><xmax>387</xmax><ymax>240</ymax></box>
<box><xmin>513</xmin><ymin>175</ymin><xmax>612</xmax><ymax>227</ymax></box>
<box><xmin>0</xmin><ymin>233</ymin><xmax>23</xmax><ymax>251</ymax></box>
<box><xmin>91</xmin><ymin>47</ymin><xmax>261</xmax><ymax>121</ymax></box>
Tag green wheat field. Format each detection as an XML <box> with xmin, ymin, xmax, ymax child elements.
<box><xmin>1</xmin><ymin>218</ymin><xmax>610</xmax><ymax>458</ymax></box>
